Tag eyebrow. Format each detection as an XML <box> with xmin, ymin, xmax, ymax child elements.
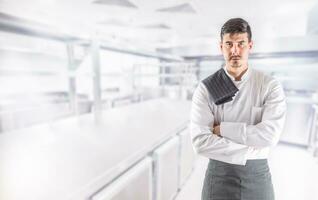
<box><xmin>225</xmin><ymin>40</ymin><xmax>246</xmax><ymax>43</ymax></box>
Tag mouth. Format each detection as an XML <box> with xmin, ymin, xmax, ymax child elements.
<box><xmin>231</xmin><ymin>57</ymin><xmax>240</xmax><ymax>60</ymax></box>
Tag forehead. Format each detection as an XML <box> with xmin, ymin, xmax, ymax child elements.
<box><xmin>222</xmin><ymin>33</ymin><xmax>249</xmax><ymax>42</ymax></box>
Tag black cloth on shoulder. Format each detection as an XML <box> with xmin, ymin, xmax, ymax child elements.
<box><xmin>202</xmin><ymin>68</ymin><xmax>239</xmax><ymax>105</ymax></box>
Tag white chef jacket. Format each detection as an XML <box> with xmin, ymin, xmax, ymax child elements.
<box><xmin>190</xmin><ymin>66</ymin><xmax>287</xmax><ymax>165</ymax></box>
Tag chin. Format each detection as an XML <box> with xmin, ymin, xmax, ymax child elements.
<box><xmin>230</xmin><ymin>63</ymin><xmax>242</xmax><ymax>68</ymax></box>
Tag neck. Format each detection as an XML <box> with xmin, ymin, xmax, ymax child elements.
<box><xmin>225</xmin><ymin>64</ymin><xmax>248</xmax><ymax>81</ymax></box>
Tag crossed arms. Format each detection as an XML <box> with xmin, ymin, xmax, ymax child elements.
<box><xmin>190</xmin><ymin>81</ymin><xmax>286</xmax><ymax>165</ymax></box>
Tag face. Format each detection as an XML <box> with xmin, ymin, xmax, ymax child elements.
<box><xmin>220</xmin><ymin>33</ymin><xmax>253</xmax><ymax>70</ymax></box>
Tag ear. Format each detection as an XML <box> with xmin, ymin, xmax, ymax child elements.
<box><xmin>219</xmin><ymin>41</ymin><xmax>223</xmax><ymax>52</ymax></box>
<box><xmin>248</xmin><ymin>40</ymin><xmax>253</xmax><ymax>50</ymax></box>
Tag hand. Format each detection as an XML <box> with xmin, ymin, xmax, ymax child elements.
<box><xmin>212</xmin><ymin>124</ymin><xmax>221</xmax><ymax>137</ymax></box>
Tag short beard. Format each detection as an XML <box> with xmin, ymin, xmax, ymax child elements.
<box><xmin>230</xmin><ymin>61</ymin><xmax>242</xmax><ymax>68</ymax></box>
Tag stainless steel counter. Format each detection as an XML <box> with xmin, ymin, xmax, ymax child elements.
<box><xmin>0</xmin><ymin>98</ymin><xmax>191</xmax><ymax>200</ymax></box>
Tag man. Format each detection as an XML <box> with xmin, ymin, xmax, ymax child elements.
<box><xmin>190</xmin><ymin>18</ymin><xmax>286</xmax><ymax>200</ymax></box>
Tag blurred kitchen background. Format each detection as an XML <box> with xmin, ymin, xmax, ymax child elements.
<box><xmin>0</xmin><ymin>0</ymin><xmax>318</xmax><ymax>200</ymax></box>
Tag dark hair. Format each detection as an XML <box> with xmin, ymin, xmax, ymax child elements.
<box><xmin>220</xmin><ymin>18</ymin><xmax>252</xmax><ymax>42</ymax></box>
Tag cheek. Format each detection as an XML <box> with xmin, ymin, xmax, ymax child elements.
<box><xmin>241</xmin><ymin>49</ymin><xmax>250</xmax><ymax>57</ymax></box>
<box><xmin>223</xmin><ymin>54</ymin><xmax>230</xmax><ymax>60</ymax></box>
<box><xmin>222</xmin><ymin>50</ymin><xmax>231</xmax><ymax>57</ymax></box>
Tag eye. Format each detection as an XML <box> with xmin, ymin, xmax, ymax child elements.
<box><xmin>238</xmin><ymin>41</ymin><xmax>245</xmax><ymax>47</ymax></box>
<box><xmin>225</xmin><ymin>42</ymin><xmax>232</xmax><ymax>48</ymax></box>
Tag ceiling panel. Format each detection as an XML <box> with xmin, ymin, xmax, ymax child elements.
<box><xmin>0</xmin><ymin>0</ymin><xmax>317</xmax><ymax>54</ymax></box>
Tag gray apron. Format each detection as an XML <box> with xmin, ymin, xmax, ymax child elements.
<box><xmin>202</xmin><ymin>159</ymin><xmax>274</xmax><ymax>200</ymax></box>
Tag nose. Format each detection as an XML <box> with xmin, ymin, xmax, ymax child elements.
<box><xmin>230</xmin><ymin>44</ymin><xmax>239</xmax><ymax>55</ymax></box>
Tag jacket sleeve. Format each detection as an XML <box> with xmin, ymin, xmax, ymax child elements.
<box><xmin>220</xmin><ymin>79</ymin><xmax>287</xmax><ymax>147</ymax></box>
<box><xmin>190</xmin><ymin>82</ymin><xmax>252</xmax><ymax>165</ymax></box>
